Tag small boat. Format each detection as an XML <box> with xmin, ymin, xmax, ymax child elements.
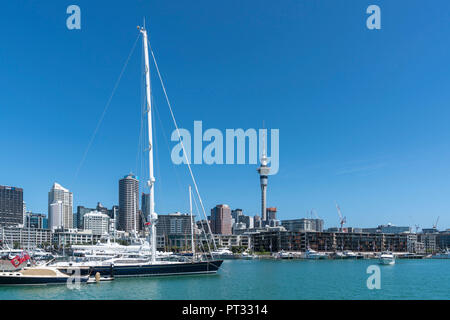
<box><xmin>432</xmin><ymin>249</ymin><xmax>450</xmax><ymax>259</ymax></box>
<box><xmin>276</xmin><ymin>251</ymin><xmax>293</xmax><ymax>259</ymax></box>
<box><xmin>305</xmin><ymin>249</ymin><xmax>327</xmax><ymax>260</ymax></box>
<box><xmin>0</xmin><ymin>266</ymin><xmax>90</xmax><ymax>286</ymax></box>
<box><xmin>343</xmin><ymin>251</ymin><xmax>358</xmax><ymax>259</ymax></box>
<box><xmin>379</xmin><ymin>252</ymin><xmax>395</xmax><ymax>265</ymax></box>
<box><xmin>210</xmin><ymin>248</ymin><xmax>235</xmax><ymax>259</ymax></box>
<box><xmin>240</xmin><ymin>252</ymin><xmax>258</xmax><ymax>260</ymax></box>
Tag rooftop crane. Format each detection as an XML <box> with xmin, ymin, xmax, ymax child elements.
<box><xmin>433</xmin><ymin>216</ymin><xmax>440</xmax><ymax>230</ymax></box>
<box><xmin>312</xmin><ymin>209</ymin><xmax>319</xmax><ymax>219</ymax></box>
<box><xmin>335</xmin><ymin>202</ymin><xmax>346</xmax><ymax>232</ymax></box>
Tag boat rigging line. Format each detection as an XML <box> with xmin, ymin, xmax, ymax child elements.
<box><xmin>75</xmin><ymin>33</ymin><xmax>141</xmax><ymax>178</ymax></box>
<box><xmin>146</xmin><ymin>37</ymin><xmax>218</xmax><ymax>251</ymax></box>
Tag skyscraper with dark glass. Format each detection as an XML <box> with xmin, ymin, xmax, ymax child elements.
<box><xmin>0</xmin><ymin>185</ymin><xmax>24</xmax><ymax>227</ymax></box>
<box><xmin>119</xmin><ymin>174</ymin><xmax>139</xmax><ymax>233</ymax></box>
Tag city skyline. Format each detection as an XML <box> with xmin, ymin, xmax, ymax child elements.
<box><xmin>1</xmin><ymin>1</ymin><xmax>450</xmax><ymax>230</ymax></box>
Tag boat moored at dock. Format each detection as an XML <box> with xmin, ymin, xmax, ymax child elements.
<box><xmin>379</xmin><ymin>252</ymin><xmax>396</xmax><ymax>265</ymax></box>
<box><xmin>0</xmin><ymin>266</ymin><xmax>90</xmax><ymax>286</ymax></box>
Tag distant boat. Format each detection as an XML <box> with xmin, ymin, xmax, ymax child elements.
<box><xmin>276</xmin><ymin>251</ymin><xmax>293</xmax><ymax>259</ymax></box>
<box><xmin>305</xmin><ymin>249</ymin><xmax>327</xmax><ymax>260</ymax></box>
<box><xmin>240</xmin><ymin>252</ymin><xmax>258</xmax><ymax>260</ymax></box>
<box><xmin>210</xmin><ymin>248</ymin><xmax>235</xmax><ymax>260</ymax></box>
<box><xmin>379</xmin><ymin>252</ymin><xmax>395</xmax><ymax>265</ymax></box>
<box><xmin>343</xmin><ymin>251</ymin><xmax>358</xmax><ymax>259</ymax></box>
<box><xmin>432</xmin><ymin>249</ymin><xmax>450</xmax><ymax>259</ymax></box>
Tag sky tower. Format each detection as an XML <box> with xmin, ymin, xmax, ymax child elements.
<box><xmin>257</xmin><ymin>132</ymin><xmax>270</xmax><ymax>224</ymax></box>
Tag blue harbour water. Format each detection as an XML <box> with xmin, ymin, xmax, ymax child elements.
<box><xmin>0</xmin><ymin>259</ymin><xmax>448</xmax><ymax>300</ymax></box>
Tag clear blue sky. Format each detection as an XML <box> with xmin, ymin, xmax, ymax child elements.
<box><xmin>1</xmin><ymin>1</ymin><xmax>449</xmax><ymax>230</ymax></box>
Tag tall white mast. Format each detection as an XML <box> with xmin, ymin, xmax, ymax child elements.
<box><xmin>189</xmin><ymin>186</ymin><xmax>195</xmax><ymax>259</ymax></box>
<box><xmin>139</xmin><ymin>24</ymin><xmax>157</xmax><ymax>263</ymax></box>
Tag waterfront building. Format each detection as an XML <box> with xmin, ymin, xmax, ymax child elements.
<box><xmin>250</xmin><ymin>230</ymin><xmax>412</xmax><ymax>253</ymax></box>
<box><xmin>118</xmin><ymin>174</ymin><xmax>140</xmax><ymax>233</ymax></box>
<box><xmin>48</xmin><ymin>183</ymin><xmax>73</xmax><ymax>229</ymax></box>
<box><xmin>52</xmin><ymin>229</ymin><xmax>102</xmax><ymax>246</ymax></box>
<box><xmin>155</xmin><ymin>213</ymin><xmax>194</xmax><ymax>250</ymax></box>
<box><xmin>418</xmin><ymin>233</ymin><xmax>437</xmax><ymax>253</ymax></box>
<box><xmin>212</xmin><ymin>234</ymin><xmax>250</xmax><ymax>248</ymax></box>
<box><xmin>156</xmin><ymin>212</ymin><xmax>193</xmax><ymax>236</ymax></box>
<box><xmin>0</xmin><ymin>226</ymin><xmax>52</xmax><ymax>249</ymax></box>
<box><xmin>436</xmin><ymin>231</ymin><xmax>450</xmax><ymax>250</ymax></box>
<box><xmin>0</xmin><ymin>185</ymin><xmax>24</xmax><ymax>227</ymax></box>
<box><xmin>211</xmin><ymin>204</ymin><xmax>232</xmax><ymax>235</ymax></box>
<box><xmin>83</xmin><ymin>211</ymin><xmax>110</xmax><ymax>235</ymax></box>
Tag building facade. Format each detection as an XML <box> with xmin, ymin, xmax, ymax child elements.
<box><xmin>25</xmin><ymin>212</ymin><xmax>47</xmax><ymax>229</ymax></box>
<box><xmin>0</xmin><ymin>226</ymin><xmax>52</xmax><ymax>249</ymax></box>
<box><xmin>48</xmin><ymin>201</ymin><xmax>63</xmax><ymax>231</ymax></box>
<box><xmin>83</xmin><ymin>211</ymin><xmax>110</xmax><ymax>235</ymax></box>
<box><xmin>250</xmin><ymin>230</ymin><xmax>411</xmax><ymax>253</ymax></box>
<box><xmin>211</xmin><ymin>204</ymin><xmax>232</xmax><ymax>235</ymax></box>
<box><xmin>48</xmin><ymin>183</ymin><xmax>73</xmax><ymax>229</ymax></box>
<box><xmin>281</xmin><ymin>218</ymin><xmax>324</xmax><ymax>232</ymax></box>
<box><xmin>118</xmin><ymin>174</ymin><xmax>139</xmax><ymax>233</ymax></box>
<box><xmin>0</xmin><ymin>185</ymin><xmax>24</xmax><ymax>227</ymax></box>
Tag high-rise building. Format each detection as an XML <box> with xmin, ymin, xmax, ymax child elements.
<box><xmin>267</xmin><ymin>207</ymin><xmax>277</xmax><ymax>220</ymax></box>
<box><xmin>254</xmin><ymin>215</ymin><xmax>262</xmax><ymax>228</ymax></box>
<box><xmin>239</xmin><ymin>215</ymin><xmax>254</xmax><ymax>229</ymax></box>
<box><xmin>231</xmin><ymin>209</ymin><xmax>243</xmax><ymax>221</ymax></box>
<box><xmin>49</xmin><ymin>201</ymin><xmax>63</xmax><ymax>231</ymax></box>
<box><xmin>210</xmin><ymin>204</ymin><xmax>232</xmax><ymax>235</ymax></box>
<box><xmin>0</xmin><ymin>185</ymin><xmax>24</xmax><ymax>227</ymax></box>
<box><xmin>156</xmin><ymin>212</ymin><xmax>193</xmax><ymax>236</ymax></box>
<box><xmin>25</xmin><ymin>212</ymin><xmax>47</xmax><ymax>229</ymax></box>
<box><xmin>141</xmin><ymin>193</ymin><xmax>150</xmax><ymax>220</ymax></box>
<box><xmin>118</xmin><ymin>174</ymin><xmax>139</xmax><ymax>233</ymax></box>
<box><xmin>48</xmin><ymin>183</ymin><xmax>73</xmax><ymax>229</ymax></box>
<box><xmin>76</xmin><ymin>205</ymin><xmax>95</xmax><ymax>229</ymax></box>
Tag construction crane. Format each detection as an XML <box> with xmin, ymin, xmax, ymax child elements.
<box><xmin>311</xmin><ymin>208</ymin><xmax>319</xmax><ymax>219</ymax></box>
<box><xmin>433</xmin><ymin>216</ymin><xmax>440</xmax><ymax>230</ymax></box>
<box><xmin>335</xmin><ymin>202</ymin><xmax>346</xmax><ymax>232</ymax></box>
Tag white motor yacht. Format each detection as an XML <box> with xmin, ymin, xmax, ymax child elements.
<box><xmin>379</xmin><ymin>252</ymin><xmax>395</xmax><ymax>265</ymax></box>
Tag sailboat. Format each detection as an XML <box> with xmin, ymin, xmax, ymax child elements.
<box><xmin>52</xmin><ymin>24</ymin><xmax>223</xmax><ymax>278</ymax></box>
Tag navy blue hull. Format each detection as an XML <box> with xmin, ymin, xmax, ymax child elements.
<box><xmin>91</xmin><ymin>260</ymin><xmax>223</xmax><ymax>278</ymax></box>
<box><xmin>0</xmin><ymin>276</ymin><xmax>88</xmax><ymax>286</ymax></box>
